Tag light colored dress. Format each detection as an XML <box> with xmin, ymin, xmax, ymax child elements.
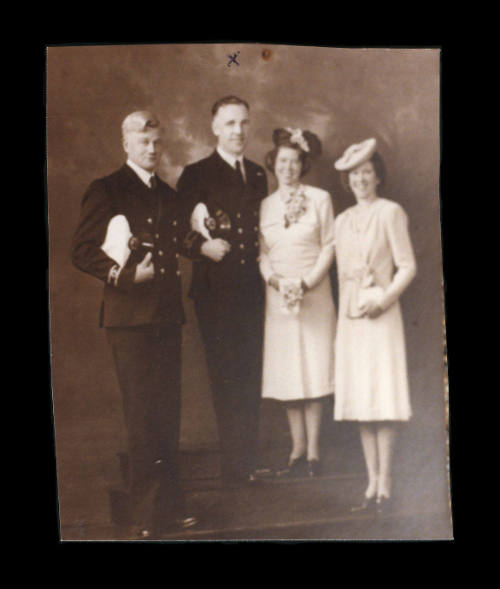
<box><xmin>259</xmin><ymin>184</ymin><xmax>336</xmax><ymax>401</ymax></box>
<box><xmin>334</xmin><ymin>197</ymin><xmax>416</xmax><ymax>421</ymax></box>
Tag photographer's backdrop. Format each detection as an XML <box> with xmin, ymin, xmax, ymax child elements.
<box><xmin>47</xmin><ymin>45</ymin><xmax>446</xmax><ymax>531</ymax></box>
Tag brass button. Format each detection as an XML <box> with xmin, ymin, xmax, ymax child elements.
<box><xmin>237</xmin><ymin>228</ymin><xmax>243</xmax><ymax>234</ymax></box>
<box><xmin>236</xmin><ymin>213</ymin><xmax>241</xmax><ymax>219</ymax></box>
<box><xmin>160</xmin><ymin>268</ymin><xmax>165</xmax><ymax>274</ymax></box>
<box><xmin>173</xmin><ymin>237</ymin><xmax>177</xmax><ymax>242</ymax></box>
<box><xmin>254</xmin><ymin>226</ymin><xmax>258</xmax><ymax>231</ymax></box>
<box><xmin>158</xmin><ymin>250</ymin><xmax>164</xmax><ymax>256</ymax></box>
<box><xmin>147</xmin><ymin>218</ymin><xmax>153</xmax><ymax>224</ymax></box>
<box><xmin>175</xmin><ymin>253</ymin><xmax>180</xmax><ymax>258</ymax></box>
<box><xmin>172</xmin><ymin>220</ymin><xmax>177</xmax><ymax>226</ymax></box>
<box><xmin>239</xmin><ymin>243</ymin><xmax>245</xmax><ymax>249</ymax></box>
<box><xmin>176</xmin><ymin>270</ymin><xmax>181</xmax><ymax>276</ymax></box>
<box><xmin>240</xmin><ymin>259</ymin><xmax>246</xmax><ymax>265</ymax></box>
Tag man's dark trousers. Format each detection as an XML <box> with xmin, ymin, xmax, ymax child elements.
<box><xmin>106</xmin><ymin>323</ymin><xmax>183</xmax><ymax>528</ymax></box>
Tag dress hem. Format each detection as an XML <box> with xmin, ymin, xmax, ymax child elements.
<box><xmin>263</xmin><ymin>392</ymin><xmax>334</xmax><ymax>403</ymax></box>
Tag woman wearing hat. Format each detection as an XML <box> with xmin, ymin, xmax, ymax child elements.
<box><xmin>259</xmin><ymin>128</ymin><xmax>336</xmax><ymax>477</ymax></box>
<box><xmin>333</xmin><ymin>138</ymin><xmax>416</xmax><ymax>513</ymax></box>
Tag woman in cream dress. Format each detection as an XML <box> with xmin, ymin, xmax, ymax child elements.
<box><xmin>259</xmin><ymin>128</ymin><xmax>336</xmax><ymax>478</ymax></box>
<box><xmin>333</xmin><ymin>138</ymin><xmax>417</xmax><ymax>513</ymax></box>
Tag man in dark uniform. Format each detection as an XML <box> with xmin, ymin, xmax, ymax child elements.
<box><xmin>71</xmin><ymin>111</ymin><xmax>198</xmax><ymax>538</ymax></box>
<box><xmin>177</xmin><ymin>96</ymin><xmax>268</xmax><ymax>484</ymax></box>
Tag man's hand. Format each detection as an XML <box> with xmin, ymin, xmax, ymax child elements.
<box><xmin>134</xmin><ymin>252</ymin><xmax>155</xmax><ymax>283</ymax></box>
<box><xmin>200</xmin><ymin>239</ymin><xmax>231</xmax><ymax>262</ymax></box>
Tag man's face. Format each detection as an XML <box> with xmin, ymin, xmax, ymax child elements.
<box><xmin>123</xmin><ymin>127</ymin><xmax>163</xmax><ymax>172</ymax></box>
<box><xmin>212</xmin><ymin>104</ymin><xmax>250</xmax><ymax>157</ymax></box>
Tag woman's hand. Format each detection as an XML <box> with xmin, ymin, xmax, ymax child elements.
<box><xmin>268</xmin><ymin>273</ymin><xmax>283</xmax><ymax>291</ymax></box>
<box><xmin>361</xmin><ymin>299</ymin><xmax>384</xmax><ymax>319</ymax></box>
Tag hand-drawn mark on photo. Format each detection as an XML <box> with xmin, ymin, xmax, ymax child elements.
<box><xmin>227</xmin><ymin>51</ymin><xmax>240</xmax><ymax>67</ymax></box>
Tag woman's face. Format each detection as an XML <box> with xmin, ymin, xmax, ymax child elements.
<box><xmin>275</xmin><ymin>146</ymin><xmax>302</xmax><ymax>187</ymax></box>
<box><xmin>348</xmin><ymin>160</ymin><xmax>380</xmax><ymax>201</ymax></box>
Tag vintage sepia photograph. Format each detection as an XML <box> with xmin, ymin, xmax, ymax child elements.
<box><xmin>46</xmin><ymin>43</ymin><xmax>451</xmax><ymax>541</ymax></box>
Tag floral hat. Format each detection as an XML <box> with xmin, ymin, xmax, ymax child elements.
<box><xmin>272</xmin><ymin>127</ymin><xmax>322</xmax><ymax>159</ymax></box>
<box><xmin>334</xmin><ymin>138</ymin><xmax>377</xmax><ymax>171</ymax></box>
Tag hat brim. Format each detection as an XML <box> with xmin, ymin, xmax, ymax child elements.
<box><xmin>334</xmin><ymin>138</ymin><xmax>377</xmax><ymax>171</ymax></box>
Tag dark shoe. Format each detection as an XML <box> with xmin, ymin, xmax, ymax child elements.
<box><xmin>176</xmin><ymin>515</ymin><xmax>199</xmax><ymax>530</ymax></box>
<box><xmin>351</xmin><ymin>495</ymin><xmax>377</xmax><ymax>513</ymax></box>
<box><xmin>248</xmin><ymin>468</ymin><xmax>274</xmax><ymax>483</ymax></box>
<box><xmin>222</xmin><ymin>470</ymin><xmax>268</xmax><ymax>486</ymax></box>
<box><xmin>277</xmin><ymin>455</ymin><xmax>307</xmax><ymax>478</ymax></box>
<box><xmin>376</xmin><ymin>496</ymin><xmax>392</xmax><ymax>515</ymax></box>
<box><xmin>307</xmin><ymin>459</ymin><xmax>322</xmax><ymax>478</ymax></box>
<box><xmin>135</xmin><ymin>515</ymin><xmax>199</xmax><ymax>539</ymax></box>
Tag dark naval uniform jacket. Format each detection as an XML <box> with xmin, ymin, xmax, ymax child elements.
<box><xmin>71</xmin><ymin>164</ymin><xmax>186</xmax><ymax>327</ymax></box>
<box><xmin>177</xmin><ymin>150</ymin><xmax>268</xmax><ymax>481</ymax></box>
<box><xmin>177</xmin><ymin>150</ymin><xmax>268</xmax><ymax>303</ymax></box>
<box><xmin>71</xmin><ymin>163</ymin><xmax>188</xmax><ymax>532</ymax></box>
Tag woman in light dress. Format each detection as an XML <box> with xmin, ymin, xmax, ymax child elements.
<box><xmin>259</xmin><ymin>128</ymin><xmax>336</xmax><ymax>478</ymax></box>
<box><xmin>333</xmin><ymin>138</ymin><xmax>417</xmax><ymax>513</ymax></box>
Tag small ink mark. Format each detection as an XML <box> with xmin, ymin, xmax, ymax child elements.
<box><xmin>227</xmin><ymin>51</ymin><xmax>240</xmax><ymax>67</ymax></box>
<box><xmin>262</xmin><ymin>49</ymin><xmax>272</xmax><ymax>61</ymax></box>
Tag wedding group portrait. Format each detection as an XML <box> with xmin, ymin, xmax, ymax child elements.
<box><xmin>46</xmin><ymin>43</ymin><xmax>452</xmax><ymax>541</ymax></box>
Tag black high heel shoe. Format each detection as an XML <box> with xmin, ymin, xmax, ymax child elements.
<box><xmin>278</xmin><ymin>455</ymin><xmax>307</xmax><ymax>478</ymax></box>
<box><xmin>376</xmin><ymin>496</ymin><xmax>392</xmax><ymax>515</ymax></box>
<box><xmin>351</xmin><ymin>495</ymin><xmax>377</xmax><ymax>513</ymax></box>
<box><xmin>307</xmin><ymin>459</ymin><xmax>322</xmax><ymax>478</ymax></box>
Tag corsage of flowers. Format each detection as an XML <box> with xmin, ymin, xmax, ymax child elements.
<box><xmin>279</xmin><ymin>278</ymin><xmax>305</xmax><ymax>315</ymax></box>
<box><xmin>284</xmin><ymin>187</ymin><xmax>308</xmax><ymax>228</ymax></box>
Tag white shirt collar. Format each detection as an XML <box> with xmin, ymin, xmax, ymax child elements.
<box><xmin>216</xmin><ymin>146</ymin><xmax>245</xmax><ymax>171</ymax></box>
<box><xmin>126</xmin><ymin>159</ymin><xmax>155</xmax><ymax>187</ymax></box>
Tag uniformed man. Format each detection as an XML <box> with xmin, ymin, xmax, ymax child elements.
<box><xmin>177</xmin><ymin>96</ymin><xmax>268</xmax><ymax>484</ymax></box>
<box><xmin>71</xmin><ymin>111</ymin><xmax>198</xmax><ymax>538</ymax></box>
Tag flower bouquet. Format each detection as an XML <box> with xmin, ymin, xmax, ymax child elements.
<box><xmin>279</xmin><ymin>278</ymin><xmax>305</xmax><ymax>315</ymax></box>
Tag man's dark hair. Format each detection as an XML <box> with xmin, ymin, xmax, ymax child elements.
<box><xmin>211</xmin><ymin>95</ymin><xmax>250</xmax><ymax>117</ymax></box>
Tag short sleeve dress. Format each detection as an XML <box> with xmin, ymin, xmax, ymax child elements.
<box><xmin>334</xmin><ymin>197</ymin><xmax>416</xmax><ymax>421</ymax></box>
<box><xmin>259</xmin><ymin>185</ymin><xmax>337</xmax><ymax>401</ymax></box>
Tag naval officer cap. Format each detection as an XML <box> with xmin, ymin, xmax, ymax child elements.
<box><xmin>334</xmin><ymin>138</ymin><xmax>377</xmax><ymax>171</ymax></box>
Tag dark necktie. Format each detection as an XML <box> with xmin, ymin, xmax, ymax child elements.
<box><xmin>235</xmin><ymin>160</ymin><xmax>245</xmax><ymax>185</ymax></box>
<box><xmin>149</xmin><ymin>175</ymin><xmax>157</xmax><ymax>190</ymax></box>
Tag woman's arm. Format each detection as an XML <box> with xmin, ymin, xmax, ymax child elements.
<box><xmin>302</xmin><ymin>192</ymin><xmax>336</xmax><ymax>290</ymax></box>
<box><xmin>378</xmin><ymin>204</ymin><xmax>417</xmax><ymax>311</ymax></box>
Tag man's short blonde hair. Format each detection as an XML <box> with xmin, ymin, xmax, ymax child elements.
<box><xmin>121</xmin><ymin>111</ymin><xmax>162</xmax><ymax>138</ymax></box>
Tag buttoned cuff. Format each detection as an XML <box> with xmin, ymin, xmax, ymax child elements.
<box><xmin>183</xmin><ymin>230</ymin><xmax>207</xmax><ymax>260</ymax></box>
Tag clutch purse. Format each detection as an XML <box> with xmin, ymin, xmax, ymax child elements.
<box><xmin>357</xmin><ymin>286</ymin><xmax>384</xmax><ymax>311</ymax></box>
<box><xmin>346</xmin><ymin>270</ymin><xmax>384</xmax><ymax>319</ymax></box>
